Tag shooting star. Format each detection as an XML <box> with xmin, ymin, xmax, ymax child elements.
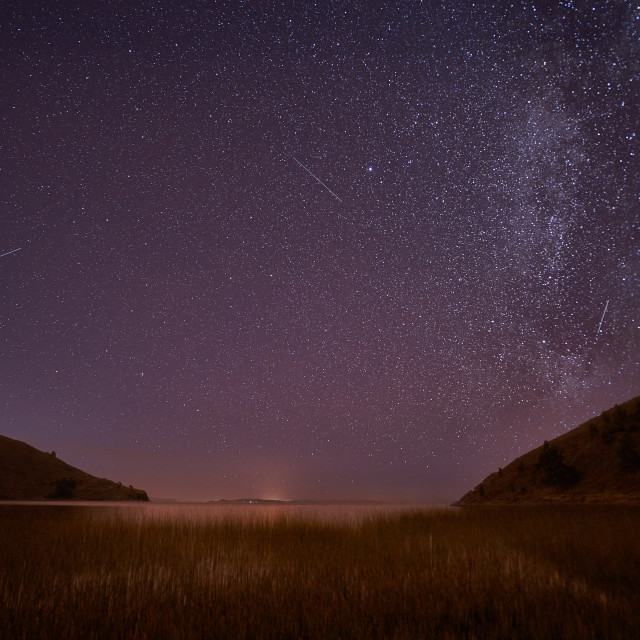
<box><xmin>595</xmin><ymin>299</ymin><xmax>609</xmax><ymax>342</ymax></box>
<box><xmin>0</xmin><ymin>248</ymin><xmax>21</xmax><ymax>259</ymax></box>
<box><xmin>293</xmin><ymin>157</ymin><xmax>343</xmax><ymax>202</ymax></box>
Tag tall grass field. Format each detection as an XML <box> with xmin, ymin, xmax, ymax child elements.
<box><xmin>1</xmin><ymin>503</ymin><xmax>639</xmax><ymax>639</ymax></box>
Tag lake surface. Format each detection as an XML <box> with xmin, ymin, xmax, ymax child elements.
<box><xmin>0</xmin><ymin>501</ymin><xmax>454</xmax><ymax>524</ymax></box>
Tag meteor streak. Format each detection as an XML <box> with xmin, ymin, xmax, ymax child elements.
<box><xmin>293</xmin><ymin>157</ymin><xmax>343</xmax><ymax>202</ymax></box>
<box><xmin>0</xmin><ymin>248</ymin><xmax>21</xmax><ymax>259</ymax></box>
<box><xmin>595</xmin><ymin>299</ymin><xmax>609</xmax><ymax>341</ymax></box>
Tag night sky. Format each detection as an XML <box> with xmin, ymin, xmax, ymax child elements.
<box><xmin>1</xmin><ymin>1</ymin><xmax>638</xmax><ymax>502</ymax></box>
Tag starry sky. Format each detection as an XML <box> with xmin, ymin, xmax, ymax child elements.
<box><xmin>1</xmin><ymin>1</ymin><xmax>638</xmax><ymax>502</ymax></box>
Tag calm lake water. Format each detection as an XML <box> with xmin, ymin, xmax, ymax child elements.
<box><xmin>0</xmin><ymin>501</ymin><xmax>454</xmax><ymax>524</ymax></box>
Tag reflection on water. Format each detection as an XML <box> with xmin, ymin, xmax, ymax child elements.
<box><xmin>0</xmin><ymin>501</ymin><xmax>454</xmax><ymax>524</ymax></box>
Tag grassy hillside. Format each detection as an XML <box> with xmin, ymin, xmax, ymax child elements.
<box><xmin>0</xmin><ymin>434</ymin><xmax>148</xmax><ymax>501</ymax></box>
<box><xmin>458</xmin><ymin>395</ymin><xmax>640</xmax><ymax>504</ymax></box>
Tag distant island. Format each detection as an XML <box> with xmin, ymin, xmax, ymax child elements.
<box><xmin>0</xmin><ymin>434</ymin><xmax>149</xmax><ymax>501</ymax></box>
<box><xmin>210</xmin><ymin>498</ymin><xmax>386</xmax><ymax>505</ymax></box>
<box><xmin>457</xmin><ymin>394</ymin><xmax>640</xmax><ymax>505</ymax></box>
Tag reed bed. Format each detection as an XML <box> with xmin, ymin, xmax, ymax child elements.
<box><xmin>1</xmin><ymin>504</ymin><xmax>639</xmax><ymax>639</ymax></box>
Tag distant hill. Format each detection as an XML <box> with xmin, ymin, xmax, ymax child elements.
<box><xmin>457</xmin><ymin>395</ymin><xmax>640</xmax><ymax>505</ymax></box>
<box><xmin>210</xmin><ymin>498</ymin><xmax>387</xmax><ymax>505</ymax></box>
<box><xmin>0</xmin><ymin>434</ymin><xmax>149</xmax><ymax>501</ymax></box>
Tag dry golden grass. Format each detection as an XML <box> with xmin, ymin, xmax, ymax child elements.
<box><xmin>1</xmin><ymin>504</ymin><xmax>639</xmax><ymax>639</ymax></box>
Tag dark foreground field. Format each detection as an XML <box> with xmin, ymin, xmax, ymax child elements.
<box><xmin>1</xmin><ymin>504</ymin><xmax>639</xmax><ymax>639</ymax></box>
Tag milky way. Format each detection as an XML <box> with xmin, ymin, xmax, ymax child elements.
<box><xmin>1</xmin><ymin>1</ymin><xmax>638</xmax><ymax>501</ymax></box>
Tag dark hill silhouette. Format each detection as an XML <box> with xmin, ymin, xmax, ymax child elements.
<box><xmin>0</xmin><ymin>434</ymin><xmax>149</xmax><ymax>501</ymax></box>
<box><xmin>457</xmin><ymin>395</ymin><xmax>640</xmax><ymax>504</ymax></box>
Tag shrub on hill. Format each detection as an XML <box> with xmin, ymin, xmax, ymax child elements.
<box><xmin>49</xmin><ymin>478</ymin><xmax>76</xmax><ymax>499</ymax></box>
<box><xmin>617</xmin><ymin>433</ymin><xmax>640</xmax><ymax>474</ymax></box>
<box><xmin>536</xmin><ymin>441</ymin><xmax>581</xmax><ymax>489</ymax></box>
